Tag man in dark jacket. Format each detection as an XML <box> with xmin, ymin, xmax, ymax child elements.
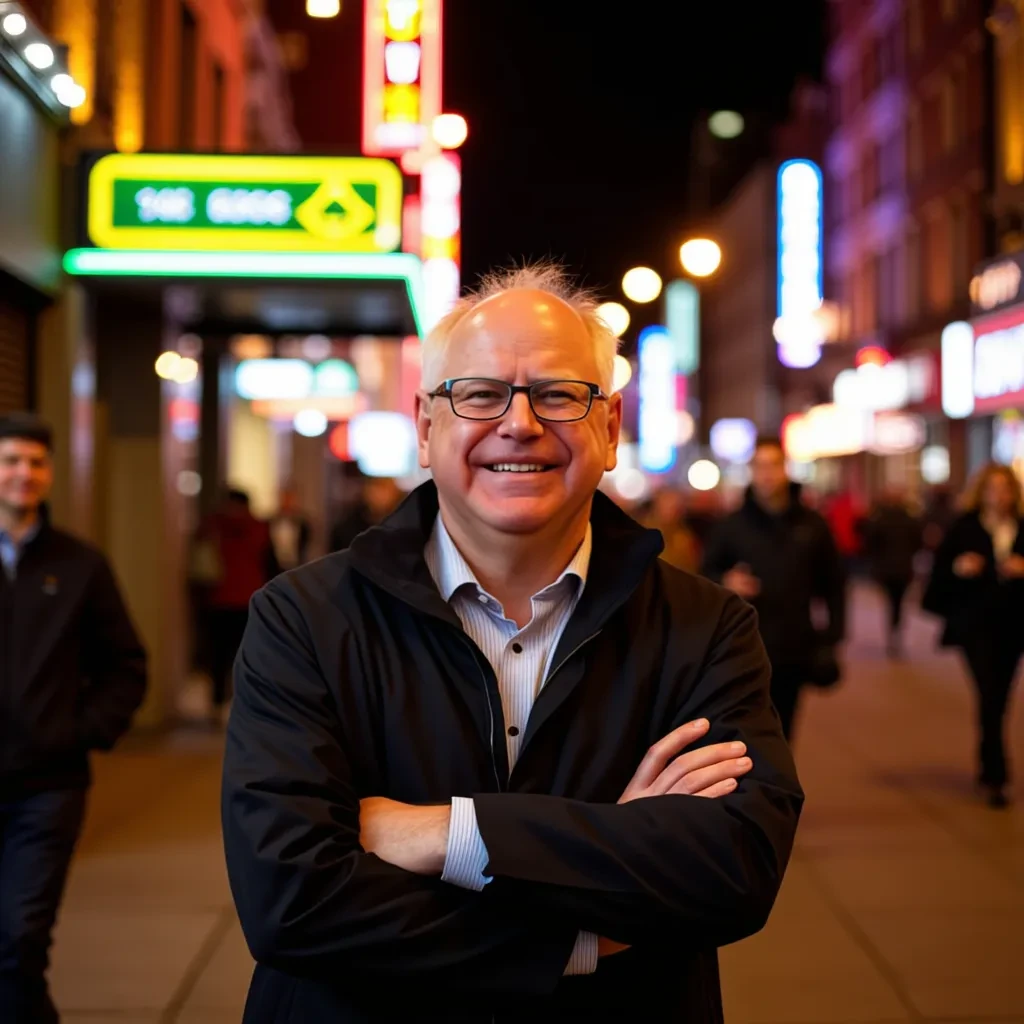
<box><xmin>0</xmin><ymin>413</ymin><xmax>147</xmax><ymax>1023</ymax></box>
<box><xmin>702</xmin><ymin>437</ymin><xmax>846</xmax><ymax>739</ymax></box>
<box><xmin>223</xmin><ymin>265</ymin><xmax>803</xmax><ymax>1022</ymax></box>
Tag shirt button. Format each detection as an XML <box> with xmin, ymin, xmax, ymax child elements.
<box><xmin>507</xmin><ymin>726</ymin><xmax>520</xmax><ymax>737</ymax></box>
<box><xmin>511</xmin><ymin>642</ymin><xmax>523</xmax><ymax>654</ymax></box>
<box><xmin>477</xmin><ymin>594</ymin><xmax>488</xmax><ymax>604</ymax></box>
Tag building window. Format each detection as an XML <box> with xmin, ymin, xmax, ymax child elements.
<box><xmin>178</xmin><ymin>2</ymin><xmax>198</xmax><ymax>149</ymax></box>
<box><xmin>908</xmin><ymin>0</ymin><xmax>923</xmax><ymax>57</ymax></box>
<box><xmin>905</xmin><ymin>224</ymin><xmax>921</xmax><ymax>322</ymax></box>
<box><xmin>942</xmin><ymin>0</ymin><xmax>959</xmax><ymax>22</ymax></box>
<box><xmin>212</xmin><ymin>62</ymin><xmax>225</xmax><ymax>152</ymax></box>
<box><xmin>951</xmin><ymin>200</ymin><xmax>969</xmax><ymax>298</ymax></box>
<box><xmin>906</xmin><ymin>101</ymin><xmax>922</xmax><ymax>182</ymax></box>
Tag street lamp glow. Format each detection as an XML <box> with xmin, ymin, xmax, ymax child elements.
<box><xmin>155</xmin><ymin>351</ymin><xmax>181</xmax><ymax>380</ymax></box>
<box><xmin>1</xmin><ymin>12</ymin><xmax>28</xmax><ymax>36</ymax></box>
<box><xmin>432</xmin><ymin>113</ymin><xmax>468</xmax><ymax>149</ymax></box>
<box><xmin>679</xmin><ymin>238</ymin><xmax>722</xmax><ymax>278</ymax></box>
<box><xmin>688</xmin><ymin>459</ymin><xmax>721</xmax><ymax>491</ymax></box>
<box><xmin>306</xmin><ymin>0</ymin><xmax>341</xmax><ymax>16</ymax></box>
<box><xmin>173</xmin><ymin>356</ymin><xmax>200</xmax><ymax>384</ymax></box>
<box><xmin>23</xmin><ymin>42</ymin><xmax>55</xmax><ymax>69</ymax></box>
<box><xmin>596</xmin><ymin>301</ymin><xmax>630</xmax><ymax>338</ymax></box>
<box><xmin>612</xmin><ymin>354</ymin><xmax>633</xmax><ymax>392</ymax></box>
<box><xmin>622</xmin><ymin>266</ymin><xmax>662</xmax><ymax>304</ymax></box>
<box><xmin>708</xmin><ymin>110</ymin><xmax>744</xmax><ymax>139</ymax></box>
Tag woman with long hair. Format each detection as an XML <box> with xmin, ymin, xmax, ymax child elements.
<box><xmin>923</xmin><ymin>463</ymin><xmax>1024</xmax><ymax>808</ymax></box>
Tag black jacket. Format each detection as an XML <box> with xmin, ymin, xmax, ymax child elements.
<box><xmin>0</xmin><ymin>518</ymin><xmax>147</xmax><ymax>799</ymax></box>
<box><xmin>863</xmin><ymin>504</ymin><xmax>923</xmax><ymax>582</ymax></box>
<box><xmin>921</xmin><ymin>510</ymin><xmax>1024</xmax><ymax>651</ymax></box>
<box><xmin>701</xmin><ymin>486</ymin><xmax>846</xmax><ymax>668</ymax></box>
<box><xmin>222</xmin><ymin>483</ymin><xmax>803</xmax><ymax>1023</ymax></box>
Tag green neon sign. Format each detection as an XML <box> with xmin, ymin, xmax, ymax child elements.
<box><xmin>63</xmin><ymin>249</ymin><xmax>426</xmax><ymax>337</ymax></box>
<box><xmin>87</xmin><ymin>154</ymin><xmax>404</xmax><ymax>254</ymax></box>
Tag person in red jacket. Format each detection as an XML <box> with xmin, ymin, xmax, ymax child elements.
<box><xmin>195</xmin><ymin>489</ymin><xmax>278</xmax><ymax>723</ymax></box>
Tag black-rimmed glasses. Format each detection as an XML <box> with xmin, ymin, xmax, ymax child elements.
<box><xmin>428</xmin><ymin>378</ymin><xmax>608</xmax><ymax>422</ymax></box>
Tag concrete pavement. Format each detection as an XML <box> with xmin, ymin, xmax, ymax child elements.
<box><xmin>50</xmin><ymin>585</ymin><xmax>1024</xmax><ymax>1023</ymax></box>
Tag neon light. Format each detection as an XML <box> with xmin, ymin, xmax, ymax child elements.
<box><xmin>363</xmin><ymin>0</ymin><xmax>442</xmax><ymax>157</ymax></box>
<box><xmin>638</xmin><ymin>326</ymin><xmax>677</xmax><ymax>474</ymax></box>
<box><xmin>776</xmin><ymin>158</ymin><xmax>823</xmax><ymax>368</ymax></box>
<box><xmin>709</xmin><ymin>418</ymin><xmax>757</xmax><ymax>464</ymax></box>
<box><xmin>63</xmin><ymin>249</ymin><xmax>427</xmax><ymax>337</ymax></box>
<box><xmin>420</xmin><ymin>153</ymin><xmax>460</xmax><ymax>330</ymax></box>
<box><xmin>940</xmin><ymin>320</ymin><xmax>975</xmax><ymax>418</ymax></box>
<box><xmin>86</xmin><ymin>153</ymin><xmax>403</xmax><ymax>253</ymax></box>
<box><xmin>665</xmin><ymin>279</ymin><xmax>699</xmax><ymax>375</ymax></box>
<box><xmin>236</xmin><ymin>360</ymin><xmax>314</xmax><ymax>400</ymax></box>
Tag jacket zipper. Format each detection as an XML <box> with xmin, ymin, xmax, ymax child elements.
<box><xmin>543</xmin><ymin>631</ymin><xmax>602</xmax><ymax>688</ymax></box>
<box><xmin>460</xmin><ymin>636</ymin><xmax>505</xmax><ymax>792</ymax></box>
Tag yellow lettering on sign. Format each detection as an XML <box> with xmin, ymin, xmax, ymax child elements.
<box><xmin>385</xmin><ymin>0</ymin><xmax>422</xmax><ymax>41</ymax></box>
<box><xmin>384</xmin><ymin>83</ymin><xmax>420</xmax><ymax>123</ymax></box>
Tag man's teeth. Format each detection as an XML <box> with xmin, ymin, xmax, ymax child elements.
<box><xmin>489</xmin><ymin>463</ymin><xmax>547</xmax><ymax>472</ymax></box>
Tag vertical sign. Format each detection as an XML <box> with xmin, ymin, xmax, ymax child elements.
<box><xmin>665</xmin><ymin>279</ymin><xmax>699</xmax><ymax>376</ymax></box>
<box><xmin>420</xmin><ymin>152</ymin><xmax>461</xmax><ymax>330</ymax></box>
<box><xmin>362</xmin><ymin>0</ymin><xmax>443</xmax><ymax>157</ymax></box>
<box><xmin>638</xmin><ymin>326</ymin><xmax>677</xmax><ymax>474</ymax></box>
<box><xmin>940</xmin><ymin>320</ymin><xmax>975</xmax><ymax>419</ymax></box>
<box><xmin>776</xmin><ymin>158</ymin><xmax>824</xmax><ymax>369</ymax></box>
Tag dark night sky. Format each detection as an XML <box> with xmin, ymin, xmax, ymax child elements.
<box><xmin>445</xmin><ymin>2</ymin><xmax>827</xmax><ymax>301</ymax></box>
<box><xmin>274</xmin><ymin>1</ymin><xmax>826</xmax><ymax>315</ymax></box>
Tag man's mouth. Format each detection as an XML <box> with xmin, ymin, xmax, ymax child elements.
<box><xmin>485</xmin><ymin>463</ymin><xmax>556</xmax><ymax>473</ymax></box>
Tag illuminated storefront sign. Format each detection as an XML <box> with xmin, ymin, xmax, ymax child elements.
<box><xmin>970</xmin><ymin>252</ymin><xmax>1024</xmax><ymax>316</ymax></box>
<box><xmin>775</xmin><ymin>159</ymin><xmax>824</xmax><ymax>369</ymax></box>
<box><xmin>235</xmin><ymin>357</ymin><xmax>359</xmax><ymax>401</ymax></box>
<box><xmin>782</xmin><ymin>404</ymin><xmax>871</xmax><ymax>462</ymax></box>
<box><xmin>945</xmin><ymin>304</ymin><xmax>1024</xmax><ymax>417</ymax></box>
<box><xmin>832</xmin><ymin>355</ymin><xmax>937</xmax><ymax>413</ymax></box>
<box><xmin>420</xmin><ymin>152</ymin><xmax>461</xmax><ymax>329</ymax></box>
<box><xmin>941</xmin><ymin>320</ymin><xmax>976</xmax><ymax>419</ymax></box>
<box><xmin>362</xmin><ymin>0</ymin><xmax>443</xmax><ymax>156</ymax></box>
<box><xmin>665</xmin><ymin>279</ymin><xmax>700</xmax><ymax>376</ymax></box>
<box><xmin>85</xmin><ymin>153</ymin><xmax>403</xmax><ymax>253</ymax></box>
<box><xmin>638</xmin><ymin>326</ymin><xmax>678</xmax><ymax>474</ymax></box>
<box><xmin>868</xmin><ymin>412</ymin><xmax>927</xmax><ymax>456</ymax></box>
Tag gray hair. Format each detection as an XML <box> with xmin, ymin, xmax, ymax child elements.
<box><xmin>420</xmin><ymin>261</ymin><xmax>619</xmax><ymax>392</ymax></box>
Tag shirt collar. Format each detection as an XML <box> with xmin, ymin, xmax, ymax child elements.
<box><xmin>0</xmin><ymin>519</ymin><xmax>41</xmax><ymax>549</ymax></box>
<box><xmin>426</xmin><ymin>514</ymin><xmax>591</xmax><ymax>604</ymax></box>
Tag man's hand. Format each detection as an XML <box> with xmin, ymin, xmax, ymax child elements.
<box><xmin>599</xmin><ymin>719</ymin><xmax>751</xmax><ymax>957</ymax></box>
<box><xmin>618</xmin><ymin>718</ymin><xmax>752</xmax><ymax>804</ymax></box>
<box><xmin>722</xmin><ymin>563</ymin><xmax>761</xmax><ymax>600</ymax></box>
<box><xmin>999</xmin><ymin>554</ymin><xmax>1024</xmax><ymax>579</ymax></box>
<box><xmin>359</xmin><ymin>797</ymin><xmax>450</xmax><ymax>875</ymax></box>
<box><xmin>954</xmin><ymin>552</ymin><xmax>985</xmax><ymax>578</ymax></box>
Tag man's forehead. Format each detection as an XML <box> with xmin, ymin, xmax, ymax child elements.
<box><xmin>0</xmin><ymin>438</ymin><xmax>50</xmax><ymax>457</ymax></box>
<box><xmin>453</xmin><ymin>288</ymin><xmax>586</xmax><ymax>340</ymax></box>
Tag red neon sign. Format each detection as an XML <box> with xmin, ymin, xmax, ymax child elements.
<box><xmin>362</xmin><ymin>0</ymin><xmax>443</xmax><ymax>157</ymax></box>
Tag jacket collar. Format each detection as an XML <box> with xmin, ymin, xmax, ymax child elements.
<box><xmin>348</xmin><ymin>481</ymin><xmax>664</xmax><ymax>635</ymax></box>
<box><xmin>742</xmin><ymin>481</ymin><xmax>804</xmax><ymax>524</ymax></box>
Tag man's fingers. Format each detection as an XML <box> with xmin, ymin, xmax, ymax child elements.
<box><xmin>627</xmin><ymin>718</ymin><xmax>709</xmax><ymax>792</ymax></box>
<box><xmin>648</xmin><ymin>741</ymin><xmax>747</xmax><ymax>796</ymax></box>
<box><xmin>693</xmin><ymin>778</ymin><xmax>739</xmax><ymax>799</ymax></box>
<box><xmin>666</xmin><ymin>756</ymin><xmax>752</xmax><ymax>797</ymax></box>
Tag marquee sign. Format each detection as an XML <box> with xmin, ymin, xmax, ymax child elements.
<box><xmin>362</xmin><ymin>0</ymin><xmax>443</xmax><ymax>157</ymax></box>
<box><xmin>85</xmin><ymin>153</ymin><xmax>404</xmax><ymax>253</ymax></box>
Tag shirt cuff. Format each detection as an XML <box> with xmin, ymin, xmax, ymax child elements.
<box><xmin>564</xmin><ymin>931</ymin><xmax>599</xmax><ymax>976</ymax></box>
<box><xmin>441</xmin><ymin>796</ymin><xmax>492</xmax><ymax>891</ymax></box>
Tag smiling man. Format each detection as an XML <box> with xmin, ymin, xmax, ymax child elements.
<box><xmin>222</xmin><ymin>264</ymin><xmax>803</xmax><ymax>1023</ymax></box>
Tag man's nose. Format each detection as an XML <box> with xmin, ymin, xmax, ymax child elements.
<box><xmin>497</xmin><ymin>391</ymin><xmax>544</xmax><ymax>438</ymax></box>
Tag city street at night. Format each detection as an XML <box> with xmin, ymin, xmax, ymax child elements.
<box><xmin>48</xmin><ymin>586</ymin><xmax>1024</xmax><ymax>1024</ymax></box>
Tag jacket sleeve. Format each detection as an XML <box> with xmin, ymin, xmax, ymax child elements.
<box><xmin>471</xmin><ymin>596</ymin><xmax>803</xmax><ymax>949</ymax></box>
<box><xmin>814</xmin><ymin>517</ymin><xmax>847</xmax><ymax>646</ymax></box>
<box><xmin>921</xmin><ymin>517</ymin><xmax>962</xmax><ymax>617</ymax></box>
<box><xmin>700</xmin><ymin>518</ymin><xmax>735</xmax><ymax>583</ymax></box>
<box><xmin>78</xmin><ymin>555</ymin><xmax>148</xmax><ymax>750</ymax></box>
<box><xmin>222</xmin><ymin>584</ymin><xmax>577</xmax><ymax>992</ymax></box>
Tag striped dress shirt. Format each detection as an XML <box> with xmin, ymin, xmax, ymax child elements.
<box><xmin>424</xmin><ymin>514</ymin><xmax>599</xmax><ymax>976</ymax></box>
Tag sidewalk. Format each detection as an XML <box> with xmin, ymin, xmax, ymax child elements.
<box><xmin>51</xmin><ymin>585</ymin><xmax>1024</xmax><ymax>1022</ymax></box>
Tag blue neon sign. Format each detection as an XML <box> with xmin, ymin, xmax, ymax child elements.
<box><xmin>638</xmin><ymin>325</ymin><xmax>677</xmax><ymax>474</ymax></box>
